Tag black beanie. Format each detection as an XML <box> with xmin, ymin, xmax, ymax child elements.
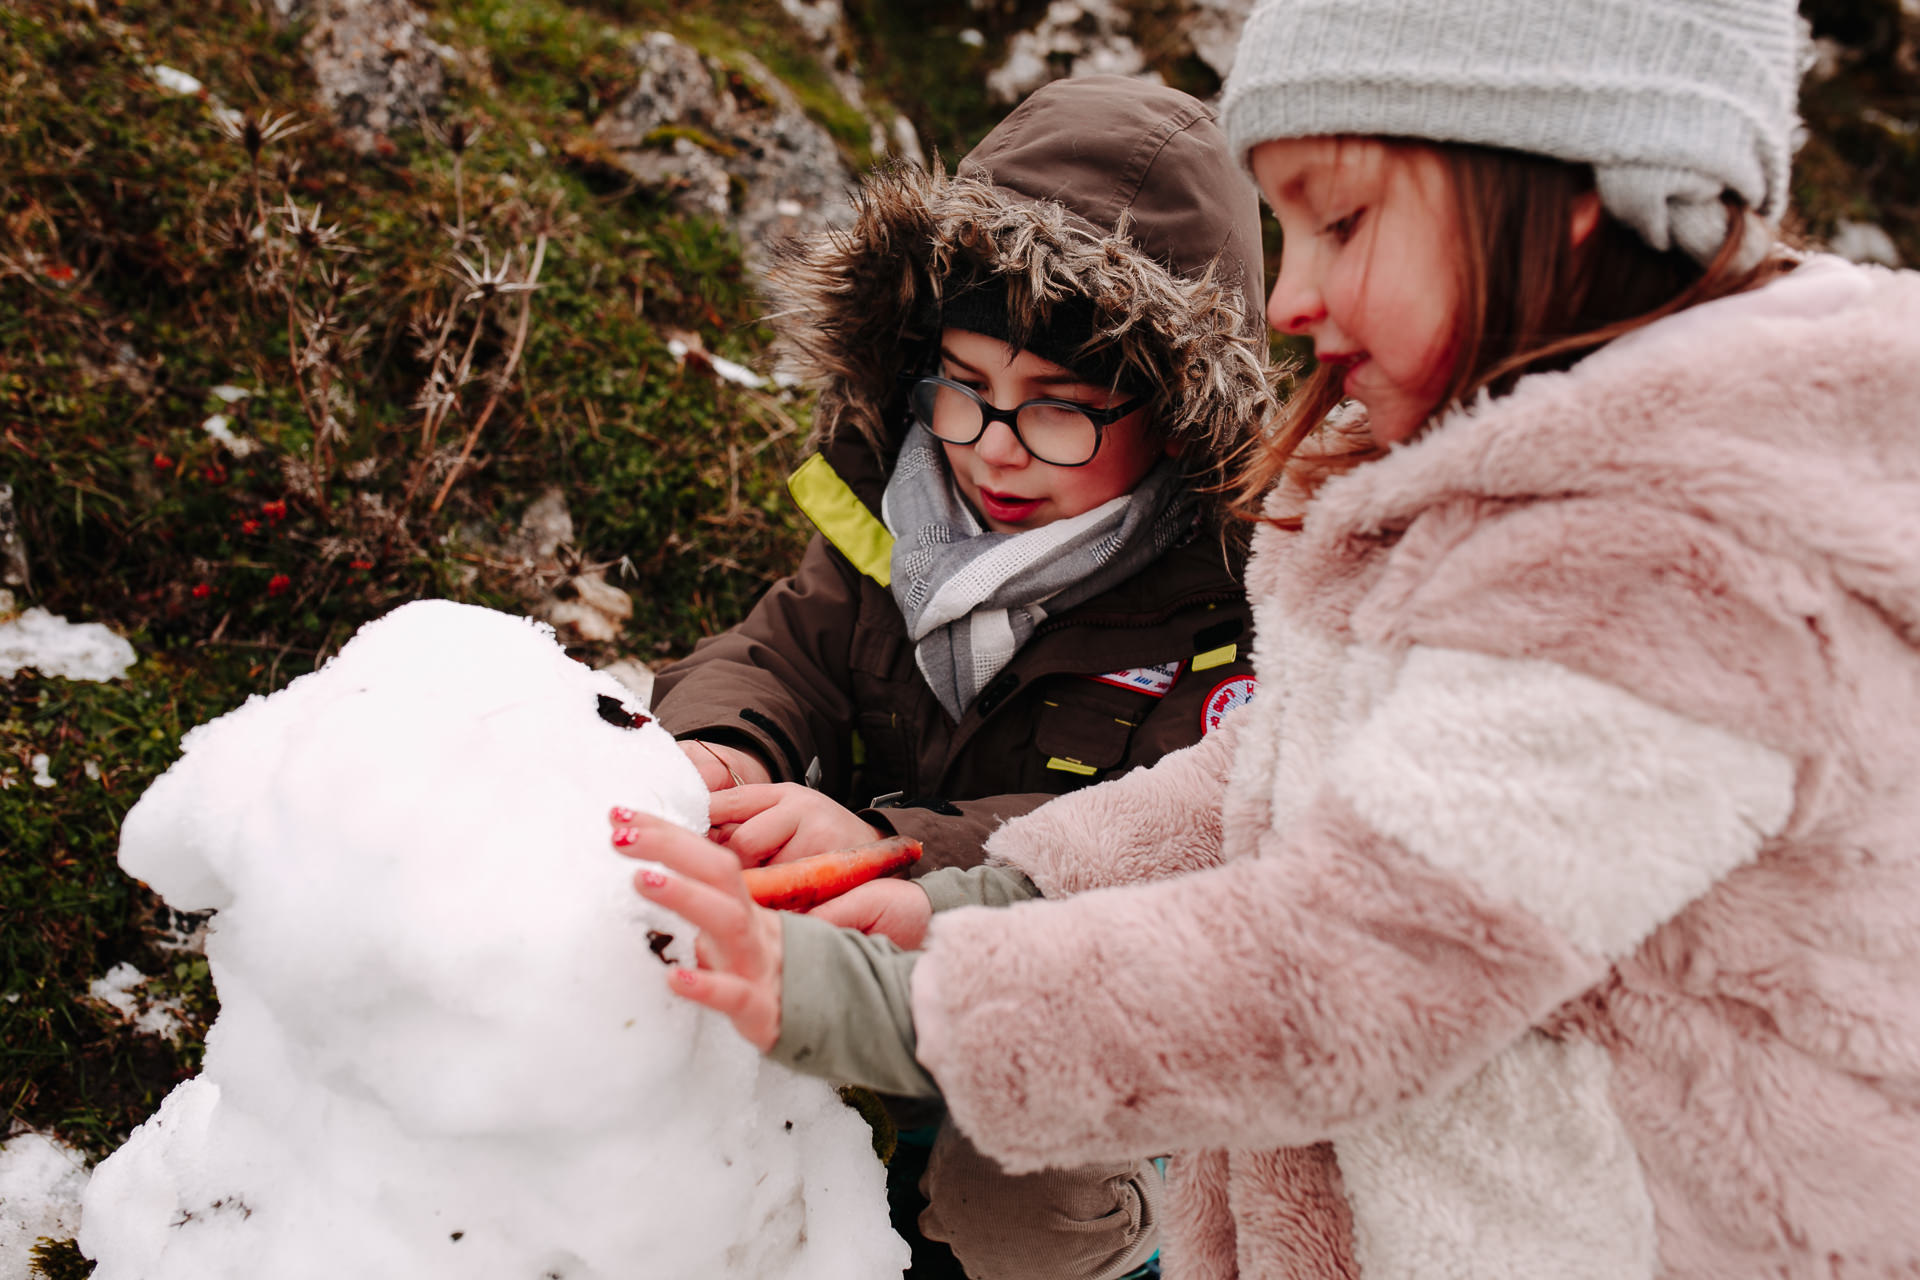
<box><xmin>911</xmin><ymin>276</ymin><xmax>1131</xmax><ymax>391</ymax></box>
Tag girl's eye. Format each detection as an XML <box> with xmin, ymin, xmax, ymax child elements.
<box><xmin>1325</xmin><ymin>209</ymin><xmax>1365</xmax><ymax>244</ymax></box>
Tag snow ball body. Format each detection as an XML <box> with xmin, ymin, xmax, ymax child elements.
<box><xmin>80</xmin><ymin>599</ymin><xmax>907</xmax><ymax>1280</ymax></box>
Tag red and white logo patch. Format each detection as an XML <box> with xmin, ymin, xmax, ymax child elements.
<box><xmin>1201</xmin><ymin>675</ymin><xmax>1256</xmax><ymax>735</ymax></box>
<box><xmin>1090</xmin><ymin>660</ymin><xmax>1181</xmax><ymax>698</ymax></box>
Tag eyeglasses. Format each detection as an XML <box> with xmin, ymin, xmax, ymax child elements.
<box><xmin>906</xmin><ymin>376</ymin><xmax>1147</xmax><ymax>468</ymax></box>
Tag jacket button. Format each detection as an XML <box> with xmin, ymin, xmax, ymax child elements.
<box><xmin>976</xmin><ymin>671</ymin><xmax>1019</xmax><ymax>716</ymax></box>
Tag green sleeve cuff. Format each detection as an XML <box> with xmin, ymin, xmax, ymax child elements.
<box><xmin>917</xmin><ymin>865</ymin><xmax>1042</xmax><ymax>913</ymax></box>
<box><xmin>769</xmin><ymin>912</ymin><xmax>940</xmax><ymax>1099</ymax></box>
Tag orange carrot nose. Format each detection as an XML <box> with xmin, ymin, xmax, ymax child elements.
<box><xmin>740</xmin><ymin>836</ymin><xmax>923</xmax><ymax>912</ymax></box>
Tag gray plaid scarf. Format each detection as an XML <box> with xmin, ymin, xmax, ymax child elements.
<box><xmin>881</xmin><ymin>423</ymin><xmax>1194</xmax><ymax>721</ymax></box>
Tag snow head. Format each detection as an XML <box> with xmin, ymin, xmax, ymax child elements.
<box><xmin>81</xmin><ymin>600</ymin><xmax>905</xmax><ymax>1280</ymax></box>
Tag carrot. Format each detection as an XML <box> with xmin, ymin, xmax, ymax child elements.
<box><xmin>741</xmin><ymin>836</ymin><xmax>923</xmax><ymax>912</ymax></box>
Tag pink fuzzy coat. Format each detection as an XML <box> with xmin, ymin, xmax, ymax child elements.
<box><xmin>909</xmin><ymin>257</ymin><xmax>1920</xmax><ymax>1278</ymax></box>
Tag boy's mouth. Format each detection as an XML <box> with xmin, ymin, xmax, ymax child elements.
<box><xmin>978</xmin><ymin>488</ymin><xmax>1041</xmax><ymax>523</ymax></box>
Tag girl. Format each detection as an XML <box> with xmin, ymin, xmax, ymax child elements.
<box><xmin>647</xmin><ymin>75</ymin><xmax>1271</xmax><ymax>1279</ymax></box>
<box><xmin>622</xmin><ymin>1</ymin><xmax>1920</xmax><ymax>1275</ymax></box>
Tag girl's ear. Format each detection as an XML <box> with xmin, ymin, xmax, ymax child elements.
<box><xmin>1570</xmin><ymin>190</ymin><xmax>1603</xmax><ymax>249</ymax></box>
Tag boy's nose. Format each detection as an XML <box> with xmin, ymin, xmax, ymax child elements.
<box><xmin>1266</xmin><ymin>258</ymin><xmax>1325</xmax><ymax>336</ymax></box>
<box><xmin>974</xmin><ymin>418</ymin><xmax>1030</xmax><ymax>467</ymax></box>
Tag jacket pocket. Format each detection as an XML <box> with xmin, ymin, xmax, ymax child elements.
<box><xmin>1033</xmin><ymin>685</ymin><xmax>1147</xmax><ymax>776</ymax></box>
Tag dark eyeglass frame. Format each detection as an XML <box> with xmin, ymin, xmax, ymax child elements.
<box><xmin>906</xmin><ymin>375</ymin><xmax>1149</xmax><ymax>468</ymax></box>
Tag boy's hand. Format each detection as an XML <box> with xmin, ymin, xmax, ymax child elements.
<box><xmin>707</xmin><ymin>783</ymin><xmax>884</xmax><ymax>867</ymax></box>
<box><xmin>612</xmin><ymin>809</ymin><xmax>783</xmax><ymax>1052</ymax></box>
<box><xmin>678</xmin><ymin>740</ymin><xmax>773</xmax><ymax>792</ymax></box>
<box><xmin>808</xmin><ymin>879</ymin><xmax>933</xmax><ymax>950</ymax></box>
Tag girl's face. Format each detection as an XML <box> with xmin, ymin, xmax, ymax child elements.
<box><xmin>1253</xmin><ymin>137</ymin><xmax>1465</xmax><ymax>447</ymax></box>
<box><xmin>931</xmin><ymin>328</ymin><xmax>1173</xmax><ymax>534</ymax></box>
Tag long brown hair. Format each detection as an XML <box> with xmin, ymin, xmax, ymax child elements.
<box><xmin>1234</xmin><ymin>141</ymin><xmax>1793</xmax><ymax>521</ymax></box>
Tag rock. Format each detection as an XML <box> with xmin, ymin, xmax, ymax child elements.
<box><xmin>1828</xmin><ymin>218</ymin><xmax>1903</xmax><ymax>266</ymax></box>
<box><xmin>777</xmin><ymin>0</ymin><xmax>925</xmax><ymax>166</ymax></box>
<box><xmin>545</xmin><ymin>593</ymin><xmax>625</xmax><ymax>645</ymax></box>
<box><xmin>596</xmin><ymin>657</ymin><xmax>657</xmax><ymax>706</ymax></box>
<box><xmin>1188</xmin><ymin>0</ymin><xmax>1256</xmax><ymax>81</ymax></box>
<box><xmin>290</xmin><ymin>0</ymin><xmax>454</xmax><ymax>155</ymax></box>
<box><xmin>507</xmin><ymin>486</ymin><xmax>576</xmax><ymax>568</ymax></box>
<box><xmin>985</xmin><ymin>0</ymin><xmax>1157</xmax><ymax>104</ymax></box>
<box><xmin>499</xmin><ymin>489</ymin><xmax>635</xmax><ymax>646</ymax></box>
<box><xmin>591</xmin><ymin>32</ymin><xmax>861</xmax><ymax>274</ymax></box>
<box><xmin>0</xmin><ymin>484</ymin><xmax>28</xmax><ymax>593</ymax></box>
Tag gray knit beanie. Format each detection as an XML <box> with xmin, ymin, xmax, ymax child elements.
<box><xmin>1219</xmin><ymin>0</ymin><xmax>1805</xmax><ymax>267</ymax></box>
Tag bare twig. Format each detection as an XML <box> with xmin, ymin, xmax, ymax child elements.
<box><xmin>428</xmin><ymin>232</ymin><xmax>548</xmax><ymax>515</ymax></box>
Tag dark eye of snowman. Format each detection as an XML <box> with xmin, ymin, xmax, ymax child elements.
<box><xmin>596</xmin><ymin>694</ymin><xmax>652</xmax><ymax>730</ymax></box>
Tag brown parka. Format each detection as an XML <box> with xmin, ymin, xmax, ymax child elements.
<box><xmin>650</xmin><ymin>76</ymin><xmax>1276</xmax><ymax>873</ymax></box>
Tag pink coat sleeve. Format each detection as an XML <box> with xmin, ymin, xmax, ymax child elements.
<box><xmin>983</xmin><ymin>710</ymin><xmax>1239</xmax><ymax>895</ymax></box>
<box><xmin>911</xmin><ymin>784</ymin><xmax>1603</xmax><ymax>1172</ymax></box>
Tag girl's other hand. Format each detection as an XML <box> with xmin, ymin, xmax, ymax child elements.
<box><xmin>678</xmin><ymin>740</ymin><xmax>774</xmax><ymax>792</ymax></box>
<box><xmin>707</xmin><ymin>783</ymin><xmax>884</xmax><ymax>867</ymax></box>
<box><xmin>808</xmin><ymin>878</ymin><xmax>933</xmax><ymax>950</ymax></box>
<box><xmin>612</xmin><ymin>809</ymin><xmax>783</xmax><ymax>1052</ymax></box>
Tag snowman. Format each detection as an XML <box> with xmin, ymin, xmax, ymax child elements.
<box><xmin>79</xmin><ymin>600</ymin><xmax>907</xmax><ymax>1280</ymax></box>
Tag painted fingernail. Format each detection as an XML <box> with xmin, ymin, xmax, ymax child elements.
<box><xmin>639</xmin><ymin>869</ymin><xmax>668</xmax><ymax>889</ymax></box>
<box><xmin>671</xmin><ymin>968</ymin><xmax>698</xmax><ymax>987</ymax></box>
<box><xmin>612</xmin><ymin>828</ymin><xmax>641</xmax><ymax>848</ymax></box>
<box><xmin>610</xmin><ymin>806</ymin><xmax>639</xmax><ymax>823</ymax></box>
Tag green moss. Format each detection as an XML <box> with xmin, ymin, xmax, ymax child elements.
<box><xmin>2</xmin><ymin>0</ymin><xmax>816</xmax><ymax>1150</ymax></box>
<box><xmin>642</xmin><ymin>123</ymin><xmax>739</xmax><ymax>157</ymax></box>
<box><xmin>1</xmin><ymin>653</ymin><xmax>248</xmax><ymax>1154</ymax></box>
<box><xmin>841</xmin><ymin>0</ymin><xmax>1010</xmax><ymax>160</ymax></box>
<box><xmin>838</xmin><ymin>1085</ymin><xmax>898</xmax><ymax>1165</ymax></box>
<box><xmin>28</xmin><ymin>1237</ymin><xmax>93</xmax><ymax>1280</ymax></box>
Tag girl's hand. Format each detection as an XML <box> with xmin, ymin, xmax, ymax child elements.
<box><xmin>678</xmin><ymin>740</ymin><xmax>774</xmax><ymax>792</ymax></box>
<box><xmin>808</xmin><ymin>878</ymin><xmax>933</xmax><ymax>950</ymax></box>
<box><xmin>708</xmin><ymin>783</ymin><xmax>884</xmax><ymax>867</ymax></box>
<box><xmin>612</xmin><ymin>809</ymin><xmax>783</xmax><ymax>1052</ymax></box>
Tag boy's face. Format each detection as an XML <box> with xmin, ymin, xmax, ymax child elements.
<box><xmin>932</xmin><ymin>329</ymin><xmax>1173</xmax><ymax>534</ymax></box>
<box><xmin>1252</xmin><ymin>136</ymin><xmax>1465</xmax><ymax>447</ymax></box>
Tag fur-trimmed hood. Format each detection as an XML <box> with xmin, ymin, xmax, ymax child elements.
<box><xmin>764</xmin><ymin>76</ymin><xmax>1278</xmax><ymax>513</ymax></box>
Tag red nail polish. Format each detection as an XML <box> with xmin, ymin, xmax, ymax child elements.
<box><xmin>640</xmin><ymin>869</ymin><xmax>668</xmax><ymax>889</ymax></box>
<box><xmin>672</xmin><ymin>968</ymin><xmax>697</xmax><ymax>987</ymax></box>
<box><xmin>610</xmin><ymin>806</ymin><xmax>638</xmax><ymax>824</ymax></box>
<box><xmin>612</xmin><ymin>829</ymin><xmax>641</xmax><ymax>848</ymax></box>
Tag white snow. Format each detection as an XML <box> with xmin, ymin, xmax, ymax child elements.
<box><xmin>0</xmin><ymin>608</ymin><xmax>137</xmax><ymax>681</ymax></box>
<box><xmin>81</xmin><ymin>599</ymin><xmax>907</xmax><ymax>1279</ymax></box>
<box><xmin>667</xmin><ymin>336</ymin><xmax>774</xmax><ymax>390</ymax></box>
<box><xmin>1829</xmin><ymin>219</ymin><xmax>1902</xmax><ymax>268</ymax></box>
<box><xmin>147</xmin><ymin>66</ymin><xmax>204</xmax><ymax>96</ymax></box>
<box><xmin>0</xmin><ymin>1132</ymin><xmax>91</xmax><ymax>1280</ymax></box>
<box><xmin>201</xmin><ymin>414</ymin><xmax>258</xmax><ymax>457</ymax></box>
<box><xmin>86</xmin><ymin>963</ymin><xmax>190</xmax><ymax>1043</ymax></box>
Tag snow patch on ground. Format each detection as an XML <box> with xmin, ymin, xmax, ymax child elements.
<box><xmin>0</xmin><ymin>1131</ymin><xmax>91</xmax><ymax>1280</ymax></box>
<box><xmin>86</xmin><ymin>963</ymin><xmax>191</xmax><ymax>1043</ymax></box>
<box><xmin>0</xmin><ymin>608</ymin><xmax>137</xmax><ymax>681</ymax></box>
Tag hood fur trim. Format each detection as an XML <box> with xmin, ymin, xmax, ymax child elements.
<box><xmin>764</xmin><ymin>162</ymin><xmax>1281</xmax><ymax>511</ymax></box>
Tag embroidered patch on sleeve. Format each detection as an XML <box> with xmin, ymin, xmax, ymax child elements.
<box><xmin>1089</xmin><ymin>661</ymin><xmax>1182</xmax><ymax>698</ymax></box>
<box><xmin>1201</xmin><ymin>675</ymin><xmax>1256</xmax><ymax>735</ymax></box>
